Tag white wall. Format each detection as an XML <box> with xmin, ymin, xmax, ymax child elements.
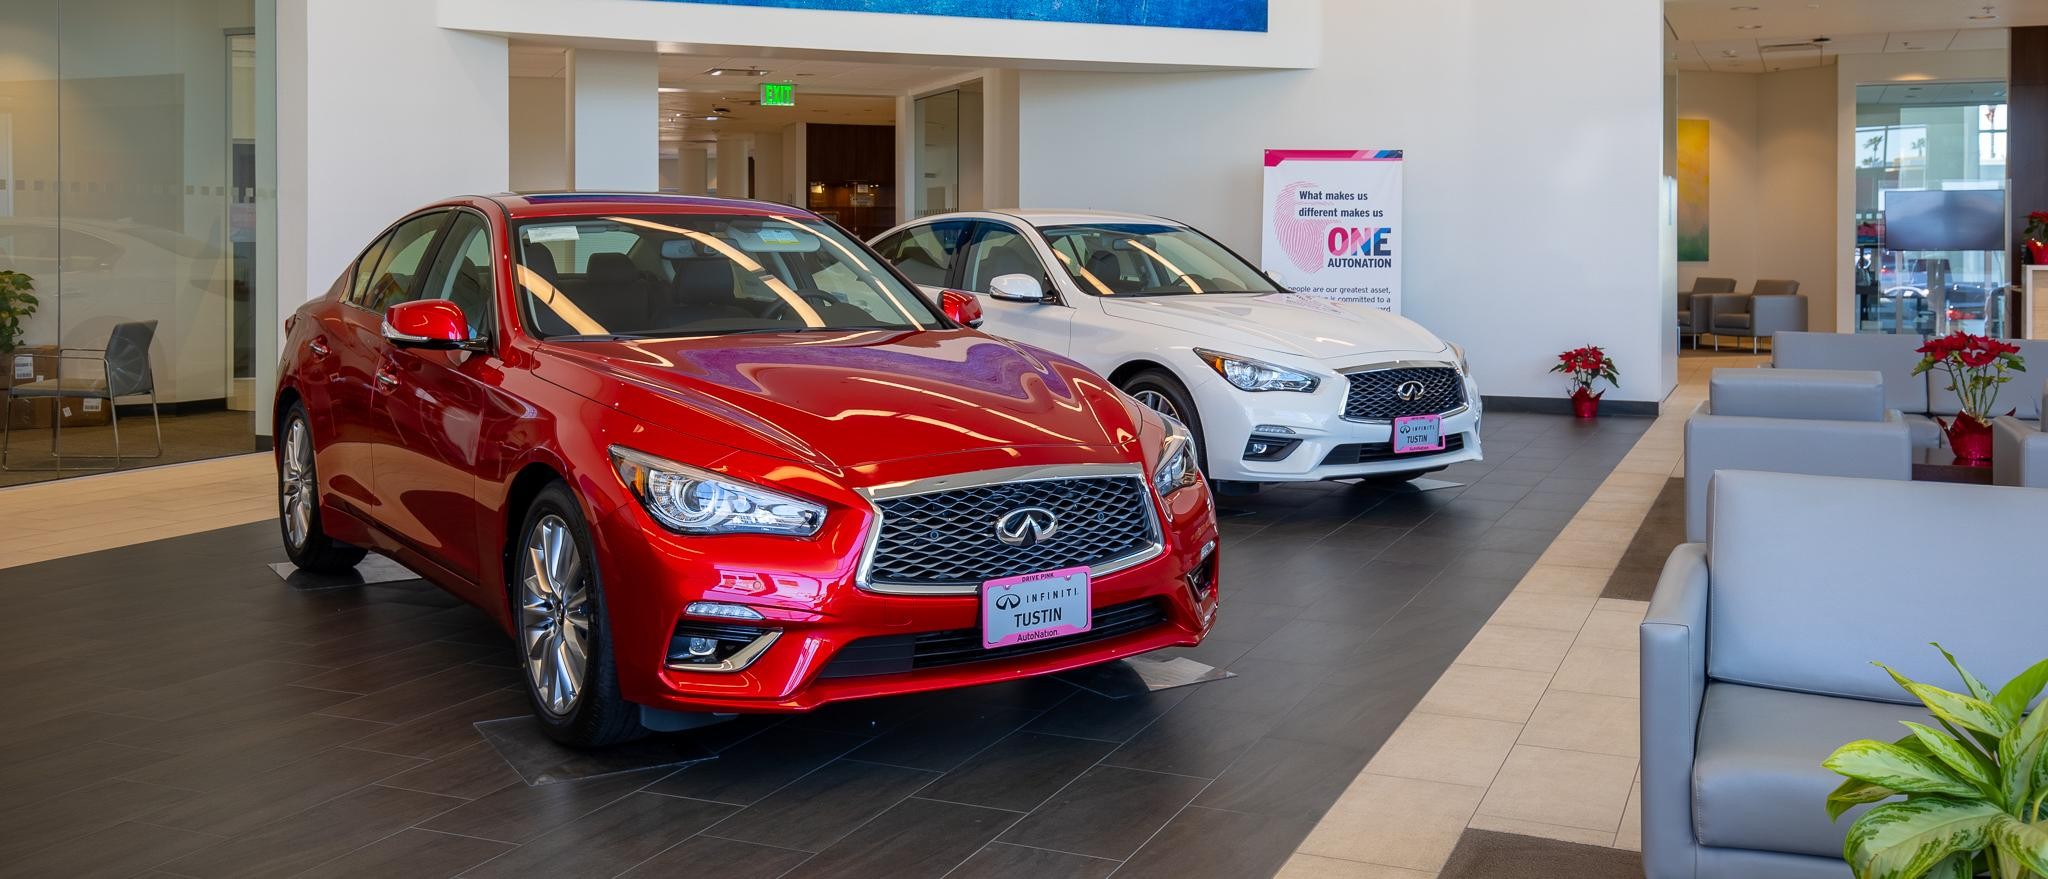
<box><xmin>277</xmin><ymin>0</ymin><xmax>508</xmax><ymax>316</ymax></box>
<box><xmin>780</xmin><ymin>124</ymin><xmax>806</xmax><ymax>207</ymax></box>
<box><xmin>509</xmin><ymin>75</ymin><xmax>567</xmax><ymax>191</ymax></box>
<box><xmin>679</xmin><ymin>146</ymin><xmax>711</xmax><ymax>195</ymax></box>
<box><xmin>1675</xmin><ymin>73</ymin><xmax>1761</xmax><ymax>290</ymax></box>
<box><xmin>566</xmin><ymin>48</ymin><xmax>657</xmax><ymax>191</ymax></box>
<box><xmin>1015</xmin><ymin>0</ymin><xmax>1671</xmax><ymax>405</ymax></box>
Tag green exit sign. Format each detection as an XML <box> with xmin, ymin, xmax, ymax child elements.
<box><xmin>761</xmin><ymin>82</ymin><xmax>796</xmax><ymax>107</ymax></box>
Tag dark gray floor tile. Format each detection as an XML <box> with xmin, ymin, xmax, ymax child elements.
<box><xmin>649</xmin><ymin>725</ymin><xmax>869</xmax><ymax>806</ymax></box>
<box><xmin>1174</xmin><ymin>657</ymin><xmax>1326</xmax><ymax>717</ymax></box>
<box><xmin>919</xmin><ymin>732</ymin><xmax>1117</xmax><ymax>813</ymax></box>
<box><xmin>1242</xmin><ymin>618</ymin><xmax>1377</xmax><ymax>667</ymax></box>
<box><xmin>1474</xmin><ymin>525</ymin><xmax>1560</xmax><ymax>553</ymax></box>
<box><xmin>1114</xmin><ymin>806</ymin><xmax>1318</xmax><ymax>879</ymax></box>
<box><xmin>293</xmin><ymin>640</ymin><xmax>496</xmax><ymax>695</ymax></box>
<box><xmin>288</xmin><ymin>828</ymin><xmax>510</xmax><ymax>879</ymax></box>
<box><xmin>782</xmin><ymin>796</ymin><xmax>1018</xmax><ymax>879</ymax></box>
<box><xmin>847</xmin><ymin>703</ymin><xmax>1039</xmax><ymax>772</ymax></box>
<box><xmin>1439</xmin><ymin>548</ymin><xmax>1540</xmax><ymax>581</ymax></box>
<box><xmin>0</xmin><ymin>820</ymin><xmax>221</xmax><ymax>879</ymax></box>
<box><xmin>474</xmin><ymin>716</ymin><xmax>715</xmax><ymax>786</ymax></box>
<box><xmin>0</xmin><ymin>740</ymin><xmax>172</xmax><ymax>813</ymax></box>
<box><xmin>706</xmin><ymin>759</ymin><xmax>937</xmax><ymax>852</ymax></box>
<box><xmin>142</xmin><ymin>745</ymin><xmax>424</xmax><ymax>836</ymax></box>
<box><xmin>418</xmin><ymin>767</ymin><xmax>667</xmax><ymax>844</ymax></box>
<box><xmin>1102</xmin><ymin>703</ymin><xmax>1276</xmax><ymax>778</ymax></box>
<box><xmin>995</xmin><ymin>765</ymin><xmax>1207</xmax><ymax>860</ymax></box>
<box><xmin>1202</xmin><ymin>601</ymin><xmax>1302</xmax><ymax>644</ymax></box>
<box><xmin>118</xmin><ymin>712</ymin><xmax>392</xmax><ymax>792</ymax></box>
<box><xmin>345</xmin><ymin>687</ymin><xmax>527</xmax><ymax>759</ymax></box>
<box><xmin>1022</xmin><ymin>686</ymin><xmax>1190</xmax><ymax>742</ymax></box>
<box><xmin>1435</xmin><ymin>497</ymin><xmax>1518</xmax><ymax>520</ymax></box>
<box><xmin>618</xmin><ymin>835</ymin><xmax>815</xmax><ymax>879</ymax></box>
<box><xmin>160</xmin><ymin>784</ymin><xmax>464</xmax><ymax>879</ymax></box>
<box><xmin>0</xmin><ymin>778</ymin><xmax>198</xmax><ymax>862</ymax></box>
<box><xmin>1194</xmin><ymin>738</ymin><xmax>1370</xmax><ymax>821</ymax></box>
<box><xmin>944</xmin><ymin>843</ymin><xmax>1119</xmax><ymax>879</ymax></box>
<box><xmin>319</xmin><ymin>662</ymin><xmax>511</xmax><ymax>725</ymax></box>
<box><xmin>1454</xmin><ymin>480</ymin><xmax>1534</xmax><ymax>503</ymax></box>
<box><xmin>377</xmin><ymin>740</ymin><xmax>525</xmax><ymax>800</ymax></box>
<box><xmin>463</xmin><ymin>792</ymin><xmax>735</xmax><ymax>878</ymax></box>
<box><xmin>1514</xmin><ymin>490</ymin><xmax>1597</xmax><ymax>511</ymax></box>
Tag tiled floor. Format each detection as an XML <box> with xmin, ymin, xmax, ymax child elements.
<box><xmin>0</xmin><ymin>409</ymin><xmax>1651</xmax><ymax>878</ymax></box>
<box><xmin>1280</xmin><ymin>350</ymin><xmax>1766</xmax><ymax>877</ymax></box>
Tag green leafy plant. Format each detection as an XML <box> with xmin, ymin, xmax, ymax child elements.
<box><xmin>0</xmin><ymin>270</ymin><xmax>36</xmax><ymax>355</ymax></box>
<box><xmin>1824</xmin><ymin>645</ymin><xmax>2048</xmax><ymax>879</ymax></box>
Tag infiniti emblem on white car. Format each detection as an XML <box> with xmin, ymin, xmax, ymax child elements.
<box><xmin>994</xmin><ymin>507</ymin><xmax>1060</xmax><ymax>548</ymax></box>
<box><xmin>1395</xmin><ymin>379</ymin><xmax>1428</xmax><ymax>402</ymax></box>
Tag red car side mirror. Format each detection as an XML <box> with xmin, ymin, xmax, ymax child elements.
<box><xmin>939</xmin><ymin>289</ymin><xmax>984</xmax><ymax>329</ymax></box>
<box><xmin>383</xmin><ymin>300</ymin><xmax>477</xmax><ymax>350</ymax></box>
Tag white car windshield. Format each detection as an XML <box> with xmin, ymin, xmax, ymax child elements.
<box><xmin>1040</xmin><ymin>222</ymin><xmax>1280</xmax><ymax>297</ymax></box>
<box><xmin>515</xmin><ymin>214</ymin><xmax>942</xmax><ymax>339</ymax></box>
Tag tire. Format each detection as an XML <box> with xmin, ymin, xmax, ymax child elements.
<box><xmin>278</xmin><ymin>403</ymin><xmax>369</xmax><ymax>574</ymax></box>
<box><xmin>1120</xmin><ymin>369</ymin><xmax>1208</xmax><ymax>474</ymax></box>
<box><xmin>513</xmin><ymin>481</ymin><xmax>646</xmax><ymax>748</ymax></box>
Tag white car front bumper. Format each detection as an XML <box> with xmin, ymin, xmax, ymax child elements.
<box><xmin>1187</xmin><ymin>364</ymin><xmax>1483</xmax><ymax>484</ymax></box>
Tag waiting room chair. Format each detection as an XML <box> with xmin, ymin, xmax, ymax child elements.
<box><xmin>1678</xmin><ymin>277</ymin><xmax>1736</xmax><ymax>348</ymax></box>
<box><xmin>2</xmin><ymin>320</ymin><xmax>163</xmax><ymax>470</ymax></box>
<box><xmin>1709</xmin><ymin>279</ymin><xmax>1806</xmax><ymax>352</ymax></box>
<box><xmin>1992</xmin><ymin>380</ymin><xmax>2048</xmax><ymax>488</ymax></box>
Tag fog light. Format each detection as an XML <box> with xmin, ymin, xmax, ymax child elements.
<box><xmin>667</xmin><ymin>621</ymin><xmax>781</xmax><ymax>673</ymax></box>
<box><xmin>1242</xmin><ymin>436</ymin><xmax>1301</xmax><ymax>461</ymax></box>
<box><xmin>685</xmin><ymin>636</ymin><xmax>719</xmax><ymax>658</ymax></box>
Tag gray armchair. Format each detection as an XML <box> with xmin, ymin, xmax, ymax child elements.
<box><xmin>1710</xmin><ymin>279</ymin><xmax>1806</xmax><ymax>353</ymax></box>
<box><xmin>1991</xmin><ymin>381</ymin><xmax>2048</xmax><ymax>488</ymax></box>
<box><xmin>2</xmin><ymin>320</ymin><xmax>162</xmax><ymax>470</ymax></box>
<box><xmin>1643</xmin><ymin>471</ymin><xmax>2048</xmax><ymax>879</ymax></box>
<box><xmin>1682</xmin><ymin>368</ymin><xmax>1910</xmax><ymax>541</ymax></box>
<box><xmin>1679</xmin><ymin>277</ymin><xmax>1737</xmax><ymax>348</ymax></box>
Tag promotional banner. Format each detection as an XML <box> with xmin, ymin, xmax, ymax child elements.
<box><xmin>1261</xmin><ymin>149</ymin><xmax>1404</xmax><ymax>312</ymax></box>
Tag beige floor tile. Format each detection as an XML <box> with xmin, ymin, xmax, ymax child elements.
<box><xmin>1615</xmin><ymin>778</ymin><xmax>1645</xmax><ymax>851</ymax></box>
<box><xmin>1539</xmin><ymin>538</ymin><xmax>1630</xmax><ymax>571</ymax></box>
<box><xmin>1518</xmin><ymin>690</ymin><xmax>1641</xmax><ymax>758</ymax></box>
<box><xmin>1572</xmin><ymin>501</ymin><xmax>1652</xmax><ymax>524</ymax></box>
<box><xmin>1550</xmin><ymin>644</ymin><xmax>1640</xmax><ymax>699</ymax></box>
<box><xmin>1466</xmin><ymin>813</ymin><xmax>1616</xmax><ymax>847</ymax></box>
<box><xmin>1416</xmin><ymin>664</ymin><xmax>1553</xmax><ymax>723</ymax></box>
<box><xmin>1367</xmin><ymin>712</ymin><xmax>1524</xmax><ymax>788</ymax></box>
<box><xmin>1573</xmin><ymin>609</ymin><xmax>1645</xmax><ymax>652</ymax></box>
<box><xmin>1453</xmin><ymin>624</ymin><xmax>1576</xmax><ymax>673</ymax></box>
<box><xmin>1593</xmin><ymin>598</ymin><xmax>1648</xmax><ymax>615</ymax></box>
<box><xmin>1515</xmin><ymin>564</ymin><xmax>1614</xmax><ymax>597</ymax></box>
<box><xmin>1477</xmin><ymin>746</ymin><xmax>1637</xmax><ymax>832</ymax></box>
<box><xmin>1300</xmin><ymin>774</ymin><xmax>1486</xmax><ymax>872</ymax></box>
<box><xmin>1486</xmin><ymin>593</ymin><xmax>1596</xmax><ymax>632</ymax></box>
<box><xmin>1276</xmin><ymin>854</ymin><xmax>1434</xmax><ymax>879</ymax></box>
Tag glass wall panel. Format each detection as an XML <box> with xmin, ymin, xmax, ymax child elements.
<box><xmin>914</xmin><ymin>89</ymin><xmax>960</xmax><ymax>218</ymax></box>
<box><xmin>1852</xmin><ymin>82</ymin><xmax>2010</xmax><ymax>336</ymax></box>
<box><xmin>0</xmin><ymin>0</ymin><xmax>270</xmax><ymax>485</ymax></box>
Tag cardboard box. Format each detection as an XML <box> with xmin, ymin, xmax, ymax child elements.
<box><xmin>3</xmin><ymin>346</ymin><xmax>111</xmax><ymax>429</ymax></box>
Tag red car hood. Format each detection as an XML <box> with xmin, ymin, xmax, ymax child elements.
<box><xmin>535</xmin><ymin>329</ymin><xmax>1144</xmax><ymax>472</ymax></box>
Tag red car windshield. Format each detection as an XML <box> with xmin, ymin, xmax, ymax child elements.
<box><xmin>514</xmin><ymin>213</ymin><xmax>942</xmax><ymax>338</ymax></box>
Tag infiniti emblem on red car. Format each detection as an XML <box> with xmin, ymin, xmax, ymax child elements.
<box><xmin>1395</xmin><ymin>379</ymin><xmax>1428</xmax><ymax>402</ymax></box>
<box><xmin>994</xmin><ymin>507</ymin><xmax>1060</xmax><ymax>548</ymax></box>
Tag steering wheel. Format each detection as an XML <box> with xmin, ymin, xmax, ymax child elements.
<box><xmin>760</xmin><ymin>290</ymin><xmax>844</xmax><ymax>323</ymax></box>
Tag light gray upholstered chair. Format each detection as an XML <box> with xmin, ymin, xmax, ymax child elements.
<box><xmin>2</xmin><ymin>320</ymin><xmax>163</xmax><ymax>470</ymax></box>
<box><xmin>1643</xmin><ymin>471</ymin><xmax>2048</xmax><ymax>879</ymax></box>
<box><xmin>1772</xmin><ymin>331</ymin><xmax>1941</xmax><ymax>449</ymax></box>
<box><xmin>1991</xmin><ymin>381</ymin><xmax>2048</xmax><ymax>487</ymax></box>
<box><xmin>1681</xmin><ymin>368</ymin><xmax>1910</xmax><ymax>541</ymax></box>
<box><xmin>1679</xmin><ymin>277</ymin><xmax>1736</xmax><ymax>348</ymax></box>
<box><xmin>1710</xmin><ymin>280</ymin><xmax>1806</xmax><ymax>353</ymax></box>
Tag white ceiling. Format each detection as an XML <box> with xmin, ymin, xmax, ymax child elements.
<box><xmin>510</xmin><ymin>45</ymin><xmax>972</xmax><ymax>144</ymax></box>
<box><xmin>1665</xmin><ymin>0</ymin><xmax>2048</xmax><ymax>73</ymax></box>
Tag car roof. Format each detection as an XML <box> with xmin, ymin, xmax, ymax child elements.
<box><xmin>913</xmin><ymin>209</ymin><xmax>1181</xmax><ymax>229</ymax></box>
<box><xmin>482</xmin><ymin>192</ymin><xmax>820</xmax><ymax>221</ymax></box>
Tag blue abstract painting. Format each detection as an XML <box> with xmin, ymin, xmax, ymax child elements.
<box><xmin>646</xmin><ymin>0</ymin><xmax>1268</xmax><ymax>32</ymax></box>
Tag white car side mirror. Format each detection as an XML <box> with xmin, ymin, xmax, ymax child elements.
<box><xmin>988</xmin><ymin>274</ymin><xmax>1046</xmax><ymax>303</ymax></box>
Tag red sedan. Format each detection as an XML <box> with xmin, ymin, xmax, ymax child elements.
<box><xmin>276</xmin><ymin>193</ymin><xmax>1220</xmax><ymax>747</ymax></box>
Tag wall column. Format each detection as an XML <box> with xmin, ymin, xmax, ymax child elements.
<box><xmin>716</xmin><ymin>134</ymin><xmax>751</xmax><ymax>198</ymax></box>
<box><xmin>678</xmin><ymin>147</ymin><xmax>710</xmax><ymax>195</ymax></box>
<box><xmin>565</xmin><ymin>48</ymin><xmax>657</xmax><ymax>191</ymax></box>
<box><xmin>2012</xmin><ymin>27</ymin><xmax>2048</xmax><ymax>284</ymax></box>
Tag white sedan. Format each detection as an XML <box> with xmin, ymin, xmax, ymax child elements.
<box><xmin>871</xmin><ymin>210</ymin><xmax>1481</xmax><ymax>486</ymax></box>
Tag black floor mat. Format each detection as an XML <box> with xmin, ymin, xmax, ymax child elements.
<box><xmin>1599</xmin><ymin>477</ymin><xmax>1686</xmax><ymax>601</ymax></box>
<box><xmin>1438</xmin><ymin>829</ymin><xmax>1642</xmax><ymax>879</ymax></box>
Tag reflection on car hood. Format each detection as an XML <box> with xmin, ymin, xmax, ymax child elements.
<box><xmin>1099</xmin><ymin>293</ymin><xmax>1449</xmax><ymax>361</ymax></box>
<box><xmin>536</xmin><ymin>330</ymin><xmax>1142</xmax><ymax>472</ymax></box>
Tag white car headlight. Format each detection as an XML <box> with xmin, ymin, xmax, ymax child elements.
<box><xmin>1194</xmin><ymin>348</ymin><xmax>1319</xmax><ymax>393</ymax></box>
<box><xmin>610</xmin><ymin>446</ymin><xmax>825</xmax><ymax>537</ymax></box>
<box><xmin>1152</xmin><ymin>417</ymin><xmax>1202</xmax><ymax>497</ymax></box>
<box><xmin>1448</xmin><ymin>341</ymin><xmax>1470</xmax><ymax>374</ymax></box>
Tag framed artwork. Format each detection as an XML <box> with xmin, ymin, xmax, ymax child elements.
<box><xmin>1677</xmin><ymin>118</ymin><xmax>1709</xmax><ymax>262</ymax></box>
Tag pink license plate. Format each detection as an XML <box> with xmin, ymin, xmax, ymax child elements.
<box><xmin>981</xmin><ymin>566</ymin><xmax>1092</xmax><ymax>649</ymax></box>
<box><xmin>1393</xmin><ymin>414</ymin><xmax>1446</xmax><ymax>453</ymax></box>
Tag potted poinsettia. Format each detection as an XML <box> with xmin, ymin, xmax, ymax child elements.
<box><xmin>2024</xmin><ymin>212</ymin><xmax>2048</xmax><ymax>265</ymax></box>
<box><xmin>1912</xmin><ymin>332</ymin><xmax>2026</xmax><ymax>464</ymax></box>
<box><xmin>1550</xmin><ymin>345</ymin><xmax>1619</xmax><ymax>418</ymax></box>
<box><xmin>1823</xmin><ymin>645</ymin><xmax>2048</xmax><ymax>879</ymax></box>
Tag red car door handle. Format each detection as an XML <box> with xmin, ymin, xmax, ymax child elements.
<box><xmin>374</xmin><ymin>369</ymin><xmax>398</xmax><ymax>389</ymax></box>
<box><xmin>308</xmin><ymin>338</ymin><xmax>330</xmax><ymax>357</ymax></box>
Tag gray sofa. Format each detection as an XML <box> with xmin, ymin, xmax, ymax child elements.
<box><xmin>1992</xmin><ymin>381</ymin><xmax>2048</xmax><ymax>488</ymax></box>
<box><xmin>1772</xmin><ymin>331</ymin><xmax>2048</xmax><ymax>450</ymax></box>
<box><xmin>1679</xmin><ymin>277</ymin><xmax>1737</xmax><ymax>347</ymax></box>
<box><xmin>1642</xmin><ymin>470</ymin><xmax>2048</xmax><ymax>879</ymax></box>
<box><xmin>1682</xmin><ymin>368</ymin><xmax>1910</xmax><ymax>542</ymax></box>
<box><xmin>1707</xmin><ymin>280</ymin><xmax>1807</xmax><ymax>352</ymax></box>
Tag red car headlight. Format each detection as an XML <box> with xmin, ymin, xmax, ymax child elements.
<box><xmin>610</xmin><ymin>445</ymin><xmax>826</xmax><ymax>537</ymax></box>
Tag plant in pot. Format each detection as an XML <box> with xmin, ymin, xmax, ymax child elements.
<box><xmin>0</xmin><ymin>270</ymin><xmax>37</xmax><ymax>356</ymax></box>
<box><xmin>2025</xmin><ymin>212</ymin><xmax>2048</xmax><ymax>265</ymax></box>
<box><xmin>1912</xmin><ymin>332</ymin><xmax>2025</xmax><ymax>465</ymax></box>
<box><xmin>1823</xmin><ymin>644</ymin><xmax>2048</xmax><ymax>879</ymax></box>
<box><xmin>1550</xmin><ymin>345</ymin><xmax>1618</xmax><ymax>418</ymax></box>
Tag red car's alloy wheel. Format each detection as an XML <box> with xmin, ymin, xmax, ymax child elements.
<box><xmin>519</xmin><ymin>514</ymin><xmax>595</xmax><ymax>716</ymax></box>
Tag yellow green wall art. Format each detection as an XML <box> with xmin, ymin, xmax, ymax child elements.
<box><xmin>1676</xmin><ymin>118</ymin><xmax>1709</xmax><ymax>262</ymax></box>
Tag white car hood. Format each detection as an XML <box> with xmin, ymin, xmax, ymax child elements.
<box><xmin>1099</xmin><ymin>293</ymin><xmax>1450</xmax><ymax>362</ymax></box>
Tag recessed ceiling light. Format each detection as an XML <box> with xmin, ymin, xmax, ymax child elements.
<box><xmin>703</xmin><ymin>67</ymin><xmax>769</xmax><ymax>77</ymax></box>
<box><xmin>1969</xmin><ymin>5</ymin><xmax>1996</xmax><ymax>19</ymax></box>
<box><xmin>658</xmin><ymin>86</ymin><xmax>685</xmax><ymax>93</ymax></box>
<box><xmin>702</xmin><ymin>115</ymin><xmax>722</xmax><ymax>121</ymax></box>
<box><xmin>1731</xmin><ymin>5</ymin><xmax>1758</xmax><ymax>9</ymax></box>
<box><xmin>1737</xmin><ymin>24</ymin><xmax>1762</xmax><ymax>29</ymax></box>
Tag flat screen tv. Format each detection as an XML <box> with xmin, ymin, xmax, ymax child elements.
<box><xmin>1883</xmin><ymin>189</ymin><xmax>2006</xmax><ymax>251</ymax></box>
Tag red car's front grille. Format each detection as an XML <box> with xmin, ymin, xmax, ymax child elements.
<box><xmin>815</xmin><ymin>598</ymin><xmax>1168</xmax><ymax>679</ymax></box>
<box><xmin>866</xmin><ymin>476</ymin><xmax>1158</xmax><ymax>588</ymax></box>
